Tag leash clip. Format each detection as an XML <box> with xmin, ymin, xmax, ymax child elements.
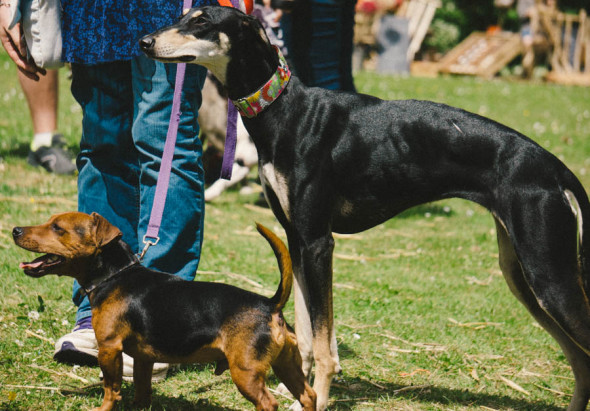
<box><xmin>138</xmin><ymin>235</ymin><xmax>160</xmax><ymax>261</ymax></box>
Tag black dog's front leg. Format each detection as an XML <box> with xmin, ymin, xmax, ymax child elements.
<box><xmin>294</xmin><ymin>232</ymin><xmax>340</xmax><ymax>411</ymax></box>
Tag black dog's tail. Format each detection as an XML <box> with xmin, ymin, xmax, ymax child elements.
<box><xmin>256</xmin><ymin>223</ymin><xmax>293</xmax><ymax>311</ymax></box>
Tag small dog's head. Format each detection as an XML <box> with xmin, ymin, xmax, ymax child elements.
<box><xmin>139</xmin><ymin>6</ymin><xmax>271</xmax><ymax>84</ymax></box>
<box><xmin>12</xmin><ymin>212</ymin><xmax>122</xmax><ymax>279</ymax></box>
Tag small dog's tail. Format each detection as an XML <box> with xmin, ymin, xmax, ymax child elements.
<box><xmin>256</xmin><ymin>223</ymin><xmax>293</xmax><ymax>311</ymax></box>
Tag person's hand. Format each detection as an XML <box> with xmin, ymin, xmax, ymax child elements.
<box><xmin>0</xmin><ymin>0</ymin><xmax>45</xmax><ymax>80</ymax></box>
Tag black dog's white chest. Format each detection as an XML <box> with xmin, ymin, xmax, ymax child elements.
<box><xmin>260</xmin><ymin>162</ymin><xmax>291</xmax><ymax>221</ymax></box>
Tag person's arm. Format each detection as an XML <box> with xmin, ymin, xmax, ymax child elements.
<box><xmin>0</xmin><ymin>0</ymin><xmax>45</xmax><ymax>80</ymax></box>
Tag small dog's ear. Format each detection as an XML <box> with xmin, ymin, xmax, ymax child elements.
<box><xmin>91</xmin><ymin>212</ymin><xmax>122</xmax><ymax>247</ymax></box>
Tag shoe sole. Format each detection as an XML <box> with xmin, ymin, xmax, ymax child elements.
<box><xmin>53</xmin><ymin>341</ymin><xmax>98</xmax><ymax>366</ymax></box>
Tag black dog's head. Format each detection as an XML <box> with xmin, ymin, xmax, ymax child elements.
<box><xmin>140</xmin><ymin>6</ymin><xmax>279</xmax><ymax>99</ymax></box>
<box><xmin>140</xmin><ymin>6</ymin><xmax>271</xmax><ymax>81</ymax></box>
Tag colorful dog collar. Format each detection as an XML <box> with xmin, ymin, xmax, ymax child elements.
<box><xmin>232</xmin><ymin>46</ymin><xmax>291</xmax><ymax>118</ymax></box>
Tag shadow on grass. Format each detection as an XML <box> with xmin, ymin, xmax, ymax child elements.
<box><xmin>327</xmin><ymin>375</ymin><xmax>564</xmax><ymax>410</ymax></box>
<box><xmin>79</xmin><ymin>379</ymin><xmax>241</xmax><ymax>411</ymax></box>
<box><xmin>0</xmin><ymin>142</ymin><xmax>32</xmax><ymax>158</ymax></box>
<box><xmin>321</xmin><ymin>345</ymin><xmax>564</xmax><ymax>409</ymax></box>
<box><xmin>0</xmin><ymin>141</ymin><xmax>80</xmax><ymax>158</ymax></box>
<box><xmin>72</xmin><ymin>362</ymin><xmax>565</xmax><ymax>410</ymax></box>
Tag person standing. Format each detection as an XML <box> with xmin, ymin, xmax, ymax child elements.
<box><xmin>1</xmin><ymin>0</ymin><xmax>214</xmax><ymax>380</ymax></box>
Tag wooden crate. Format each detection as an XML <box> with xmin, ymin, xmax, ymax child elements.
<box><xmin>438</xmin><ymin>31</ymin><xmax>522</xmax><ymax>78</ymax></box>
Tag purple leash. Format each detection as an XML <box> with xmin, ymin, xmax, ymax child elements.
<box><xmin>140</xmin><ymin>0</ymin><xmax>239</xmax><ymax>259</ymax></box>
<box><xmin>221</xmin><ymin>101</ymin><xmax>238</xmax><ymax>180</ymax></box>
<box><xmin>220</xmin><ymin>0</ymin><xmax>240</xmax><ymax>180</ymax></box>
<box><xmin>139</xmin><ymin>0</ymin><xmax>195</xmax><ymax>260</ymax></box>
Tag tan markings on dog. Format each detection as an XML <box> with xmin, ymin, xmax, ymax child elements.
<box><xmin>262</xmin><ymin>163</ymin><xmax>290</xmax><ymax>221</ymax></box>
<box><xmin>91</xmin><ymin>287</ymin><xmax>128</xmax><ymax>411</ymax></box>
<box><xmin>220</xmin><ymin>306</ymin><xmax>316</xmax><ymax>410</ymax></box>
<box><xmin>259</xmin><ymin>28</ymin><xmax>267</xmax><ymax>43</ymax></box>
<box><xmin>151</xmin><ymin>28</ymin><xmax>230</xmax><ymax>83</ymax></box>
<box><xmin>339</xmin><ymin>199</ymin><xmax>355</xmax><ymax>217</ymax></box>
<box><xmin>91</xmin><ymin>287</ymin><xmax>132</xmax><ymax>345</ymax></box>
<box><xmin>271</xmin><ymin>326</ymin><xmax>317</xmax><ymax>410</ymax></box>
<box><xmin>186</xmin><ymin>9</ymin><xmax>202</xmax><ymax>17</ymax></box>
<box><xmin>219</xmin><ymin>32</ymin><xmax>231</xmax><ymax>52</ymax></box>
<box><xmin>152</xmin><ymin>29</ymin><xmax>192</xmax><ymax>49</ymax></box>
<box><xmin>15</xmin><ymin>212</ymin><xmax>97</xmax><ymax>257</ymax></box>
<box><xmin>565</xmin><ymin>189</ymin><xmax>584</xmax><ymax>249</ymax></box>
<box><xmin>292</xmin><ymin>276</ymin><xmax>314</xmax><ymax>376</ymax></box>
<box><xmin>311</xmin><ymin>320</ymin><xmax>340</xmax><ymax>410</ymax></box>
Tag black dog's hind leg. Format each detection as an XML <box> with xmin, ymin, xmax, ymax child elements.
<box><xmin>495</xmin><ymin>216</ymin><xmax>590</xmax><ymax>410</ymax></box>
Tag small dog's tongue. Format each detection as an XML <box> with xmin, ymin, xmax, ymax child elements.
<box><xmin>20</xmin><ymin>261</ymin><xmax>43</xmax><ymax>269</ymax></box>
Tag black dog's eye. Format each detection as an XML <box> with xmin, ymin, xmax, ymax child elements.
<box><xmin>190</xmin><ymin>13</ymin><xmax>208</xmax><ymax>26</ymax></box>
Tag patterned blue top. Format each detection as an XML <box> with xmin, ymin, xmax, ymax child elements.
<box><xmin>61</xmin><ymin>0</ymin><xmax>215</xmax><ymax>64</ymax></box>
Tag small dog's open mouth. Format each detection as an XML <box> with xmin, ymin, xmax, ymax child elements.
<box><xmin>20</xmin><ymin>254</ymin><xmax>64</xmax><ymax>277</ymax></box>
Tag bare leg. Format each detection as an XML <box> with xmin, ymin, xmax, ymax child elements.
<box><xmin>18</xmin><ymin>69</ymin><xmax>58</xmax><ymax>136</ymax></box>
<box><xmin>18</xmin><ymin>68</ymin><xmax>76</xmax><ymax>174</ymax></box>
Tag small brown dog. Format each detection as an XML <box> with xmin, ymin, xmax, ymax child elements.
<box><xmin>13</xmin><ymin>212</ymin><xmax>316</xmax><ymax>411</ymax></box>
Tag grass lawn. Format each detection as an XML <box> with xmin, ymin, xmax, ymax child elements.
<box><xmin>1</xmin><ymin>49</ymin><xmax>590</xmax><ymax>410</ymax></box>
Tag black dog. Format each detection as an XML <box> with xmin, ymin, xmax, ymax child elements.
<box><xmin>141</xmin><ymin>6</ymin><xmax>590</xmax><ymax>410</ymax></box>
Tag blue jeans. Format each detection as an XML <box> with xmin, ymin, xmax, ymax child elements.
<box><xmin>70</xmin><ymin>55</ymin><xmax>206</xmax><ymax>322</ymax></box>
<box><xmin>281</xmin><ymin>0</ymin><xmax>356</xmax><ymax>92</ymax></box>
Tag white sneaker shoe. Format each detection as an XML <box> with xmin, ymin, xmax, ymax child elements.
<box><xmin>55</xmin><ymin>323</ymin><xmax>168</xmax><ymax>382</ymax></box>
<box><xmin>54</xmin><ymin>328</ymin><xmax>99</xmax><ymax>366</ymax></box>
<box><xmin>120</xmin><ymin>354</ymin><xmax>169</xmax><ymax>382</ymax></box>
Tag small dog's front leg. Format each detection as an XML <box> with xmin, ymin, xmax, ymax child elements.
<box><xmin>132</xmin><ymin>359</ymin><xmax>154</xmax><ymax>408</ymax></box>
<box><xmin>93</xmin><ymin>345</ymin><xmax>123</xmax><ymax>411</ymax></box>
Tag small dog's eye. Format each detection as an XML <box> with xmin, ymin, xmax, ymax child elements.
<box><xmin>51</xmin><ymin>223</ymin><xmax>64</xmax><ymax>233</ymax></box>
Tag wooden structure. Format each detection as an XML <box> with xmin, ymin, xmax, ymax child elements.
<box><xmin>535</xmin><ymin>6</ymin><xmax>590</xmax><ymax>85</ymax></box>
<box><xmin>397</xmin><ymin>0</ymin><xmax>441</xmax><ymax>61</ymax></box>
<box><xmin>437</xmin><ymin>31</ymin><xmax>522</xmax><ymax>78</ymax></box>
<box><xmin>437</xmin><ymin>4</ymin><xmax>590</xmax><ymax>84</ymax></box>
<box><xmin>353</xmin><ymin>0</ymin><xmax>440</xmax><ymax>70</ymax></box>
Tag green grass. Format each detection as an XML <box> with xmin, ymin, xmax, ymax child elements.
<box><xmin>2</xmin><ymin>49</ymin><xmax>590</xmax><ymax>409</ymax></box>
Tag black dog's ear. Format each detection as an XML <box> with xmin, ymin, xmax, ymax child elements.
<box><xmin>242</xmin><ymin>14</ymin><xmax>271</xmax><ymax>46</ymax></box>
<box><xmin>91</xmin><ymin>212</ymin><xmax>123</xmax><ymax>247</ymax></box>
